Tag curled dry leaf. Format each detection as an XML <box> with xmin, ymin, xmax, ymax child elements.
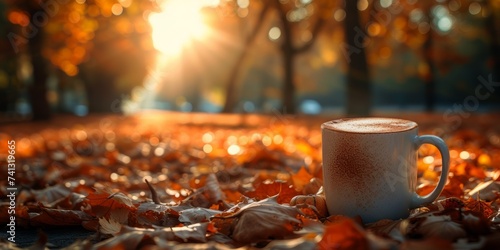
<box><xmin>302</xmin><ymin>177</ymin><xmax>323</xmax><ymax>195</ymax></box>
<box><xmin>145</xmin><ymin>179</ymin><xmax>161</xmax><ymax>204</ymax></box>
<box><xmin>461</xmin><ymin>211</ymin><xmax>490</xmax><ymax>235</ymax></box>
<box><xmin>426</xmin><ymin>197</ymin><xmax>465</xmax><ymax>212</ymax></box>
<box><xmin>290</xmin><ymin>194</ymin><xmax>328</xmax><ymax>218</ymax></box>
<box><xmin>84</xmin><ymin>189</ymin><xmax>135</xmax><ymax>218</ymax></box>
<box><xmin>32</xmin><ymin>185</ymin><xmax>71</xmax><ymax>206</ymax></box>
<box><xmin>179</xmin><ymin>207</ymin><xmax>221</xmax><ymax>224</ymax></box>
<box><xmin>263</xmin><ymin>237</ymin><xmax>318</xmax><ymax>250</ymax></box>
<box><xmin>92</xmin><ymin>231</ymin><xmax>147</xmax><ymax>250</ymax></box>
<box><xmin>136</xmin><ymin>202</ymin><xmax>175</xmax><ymax>226</ymax></box>
<box><xmin>212</xmin><ymin>195</ymin><xmax>303</xmax><ymax>243</ymax></box>
<box><xmin>204</xmin><ymin>173</ymin><xmax>226</xmax><ymax>204</ymax></box>
<box><xmin>94</xmin><ymin>223</ymin><xmax>209</xmax><ymax>249</ymax></box>
<box><xmin>366</xmin><ymin>219</ymin><xmax>405</xmax><ymax>242</ymax></box>
<box><xmin>415</xmin><ymin>215</ymin><xmax>467</xmax><ymax>241</ymax></box>
<box><xmin>468</xmin><ymin>180</ymin><xmax>499</xmax><ymax>201</ymax></box>
<box><xmin>98</xmin><ymin>217</ymin><xmax>122</xmax><ymax>236</ymax></box>
<box><xmin>186</xmin><ymin>174</ymin><xmax>226</xmax><ymax>208</ymax></box>
<box><xmin>491</xmin><ymin>211</ymin><xmax>500</xmax><ymax>226</ymax></box>
<box><xmin>464</xmin><ymin>197</ymin><xmax>495</xmax><ymax>219</ymax></box>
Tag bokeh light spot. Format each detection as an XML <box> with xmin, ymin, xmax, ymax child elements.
<box><xmin>269</xmin><ymin>27</ymin><xmax>281</xmax><ymax>41</ymax></box>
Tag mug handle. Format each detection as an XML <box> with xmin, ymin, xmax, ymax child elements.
<box><xmin>410</xmin><ymin>135</ymin><xmax>450</xmax><ymax>208</ymax></box>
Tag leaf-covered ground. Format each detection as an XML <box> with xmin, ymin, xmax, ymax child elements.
<box><xmin>1</xmin><ymin>113</ymin><xmax>499</xmax><ymax>249</ymax></box>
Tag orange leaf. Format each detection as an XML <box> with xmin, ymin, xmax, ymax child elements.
<box><xmin>318</xmin><ymin>218</ymin><xmax>368</xmax><ymax>250</ymax></box>
<box><xmin>291</xmin><ymin>167</ymin><xmax>313</xmax><ymax>192</ymax></box>
<box><xmin>85</xmin><ymin>189</ymin><xmax>135</xmax><ymax>218</ymax></box>
<box><xmin>245</xmin><ymin>181</ymin><xmax>299</xmax><ymax>204</ymax></box>
<box><xmin>223</xmin><ymin>189</ymin><xmax>243</xmax><ymax>203</ymax></box>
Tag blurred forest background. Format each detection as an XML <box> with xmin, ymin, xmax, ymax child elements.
<box><xmin>0</xmin><ymin>0</ymin><xmax>499</xmax><ymax>121</ymax></box>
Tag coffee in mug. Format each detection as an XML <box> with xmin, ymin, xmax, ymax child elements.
<box><xmin>321</xmin><ymin>117</ymin><xmax>450</xmax><ymax>223</ymax></box>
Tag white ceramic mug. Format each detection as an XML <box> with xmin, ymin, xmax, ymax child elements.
<box><xmin>321</xmin><ymin>117</ymin><xmax>450</xmax><ymax>223</ymax></box>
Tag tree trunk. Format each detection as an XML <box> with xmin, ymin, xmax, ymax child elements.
<box><xmin>84</xmin><ymin>70</ymin><xmax>122</xmax><ymax>113</ymax></box>
<box><xmin>279</xmin><ymin>13</ymin><xmax>296</xmax><ymax>114</ymax></box>
<box><xmin>221</xmin><ymin>2</ymin><xmax>271</xmax><ymax>113</ymax></box>
<box><xmin>487</xmin><ymin>0</ymin><xmax>500</xmax><ymax>81</ymax></box>
<box><xmin>422</xmin><ymin>30</ymin><xmax>436</xmax><ymax>112</ymax></box>
<box><xmin>28</xmin><ymin>7</ymin><xmax>51</xmax><ymax>120</ymax></box>
<box><xmin>221</xmin><ymin>50</ymin><xmax>249</xmax><ymax>113</ymax></box>
<box><xmin>344</xmin><ymin>0</ymin><xmax>371</xmax><ymax>116</ymax></box>
<box><xmin>275</xmin><ymin>0</ymin><xmax>297</xmax><ymax>114</ymax></box>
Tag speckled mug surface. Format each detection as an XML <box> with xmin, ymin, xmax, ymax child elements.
<box><xmin>321</xmin><ymin>118</ymin><xmax>450</xmax><ymax>223</ymax></box>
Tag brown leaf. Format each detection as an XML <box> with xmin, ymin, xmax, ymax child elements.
<box><xmin>415</xmin><ymin>215</ymin><xmax>467</xmax><ymax>241</ymax></box>
<box><xmin>29</xmin><ymin>208</ymin><xmax>93</xmax><ymax>226</ymax></box>
<box><xmin>92</xmin><ymin>231</ymin><xmax>146</xmax><ymax>250</ymax></box>
<box><xmin>468</xmin><ymin>180</ymin><xmax>500</xmax><ymax>201</ymax></box>
<box><xmin>366</xmin><ymin>219</ymin><xmax>404</xmax><ymax>242</ymax></box>
<box><xmin>32</xmin><ymin>185</ymin><xmax>71</xmax><ymax>206</ymax></box>
<box><xmin>290</xmin><ymin>194</ymin><xmax>328</xmax><ymax>218</ymax></box>
<box><xmin>179</xmin><ymin>207</ymin><xmax>221</xmax><ymax>224</ymax></box>
<box><xmin>94</xmin><ymin>223</ymin><xmax>209</xmax><ymax>249</ymax></box>
<box><xmin>400</xmin><ymin>238</ymin><xmax>453</xmax><ymax>250</ymax></box>
<box><xmin>212</xmin><ymin>195</ymin><xmax>302</xmax><ymax>243</ymax></box>
<box><xmin>136</xmin><ymin>202</ymin><xmax>175</xmax><ymax>227</ymax></box>
<box><xmin>425</xmin><ymin>197</ymin><xmax>465</xmax><ymax>212</ymax></box>
<box><xmin>461</xmin><ymin>211</ymin><xmax>490</xmax><ymax>235</ymax></box>
<box><xmin>464</xmin><ymin>197</ymin><xmax>495</xmax><ymax>219</ymax></box>
<box><xmin>84</xmin><ymin>189</ymin><xmax>135</xmax><ymax>218</ymax></box>
<box><xmin>145</xmin><ymin>179</ymin><xmax>161</xmax><ymax>204</ymax></box>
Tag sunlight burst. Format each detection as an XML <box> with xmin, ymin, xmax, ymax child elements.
<box><xmin>149</xmin><ymin>0</ymin><xmax>211</xmax><ymax>56</ymax></box>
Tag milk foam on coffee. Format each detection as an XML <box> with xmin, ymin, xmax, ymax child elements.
<box><xmin>323</xmin><ymin>118</ymin><xmax>417</xmax><ymax>133</ymax></box>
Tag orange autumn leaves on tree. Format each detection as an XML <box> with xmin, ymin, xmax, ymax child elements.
<box><xmin>5</xmin><ymin>0</ymin><xmax>155</xmax><ymax>76</ymax></box>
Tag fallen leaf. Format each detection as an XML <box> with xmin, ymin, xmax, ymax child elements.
<box><xmin>400</xmin><ymin>238</ymin><xmax>453</xmax><ymax>250</ymax></box>
<box><xmin>136</xmin><ymin>202</ymin><xmax>176</xmax><ymax>227</ymax></box>
<box><xmin>32</xmin><ymin>185</ymin><xmax>71</xmax><ymax>206</ymax></box>
<box><xmin>212</xmin><ymin>195</ymin><xmax>302</xmax><ymax>243</ymax></box>
<box><xmin>263</xmin><ymin>237</ymin><xmax>318</xmax><ymax>250</ymax></box>
<box><xmin>290</xmin><ymin>194</ymin><xmax>328</xmax><ymax>218</ymax></box>
<box><xmin>99</xmin><ymin>217</ymin><xmax>122</xmax><ymax>235</ymax></box>
<box><xmin>366</xmin><ymin>219</ymin><xmax>404</xmax><ymax>242</ymax></box>
<box><xmin>29</xmin><ymin>208</ymin><xmax>93</xmax><ymax>226</ymax></box>
<box><xmin>461</xmin><ymin>211</ymin><xmax>490</xmax><ymax>235</ymax></box>
<box><xmin>464</xmin><ymin>197</ymin><xmax>495</xmax><ymax>219</ymax></box>
<box><xmin>245</xmin><ymin>181</ymin><xmax>299</xmax><ymax>204</ymax></box>
<box><xmin>318</xmin><ymin>218</ymin><xmax>368</xmax><ymax>250</ymax></box>
<box><xmin>179</xmin><ymin>207</ymin><xmax>221</xmax><ymax>224</ymax></box>
<box><xmin>84</xmin><ymin>189</ymin><xmax>135</xmax><ymax>218</ymax></box>
<box><xmin>468</xmin><ymin>180</ymin><xmax>499</xmax><ymax>201</ymax></box>
<box><xmin>426</xmin><ymin>197</ymin><xmax>465</xmax><ymax>212</ymax></box>
<box><xmin>415</xmin><ymin>215</ymin><xmax>467</xmax><ymax>241</ymax></box>
<box><xmin>291</xmin><ymin>167</ymin><xmax>314</xmax><ymax>192</ymax></box>
<box><xmin>92</xmin><ymin>231</ymin><xmax>146</xmax><ymax>250</ymax></box>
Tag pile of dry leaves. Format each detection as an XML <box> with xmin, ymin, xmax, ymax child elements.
<box><xmin>0</xmin><ymin>116</ymin><xmax>499</xmax><ymax>249</ymax></box>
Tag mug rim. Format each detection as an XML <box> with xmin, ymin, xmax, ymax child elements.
<box><xmin>321</xmin><ymin>117</ymin><xmax>418</xmax><ymax>134</ymax></box>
